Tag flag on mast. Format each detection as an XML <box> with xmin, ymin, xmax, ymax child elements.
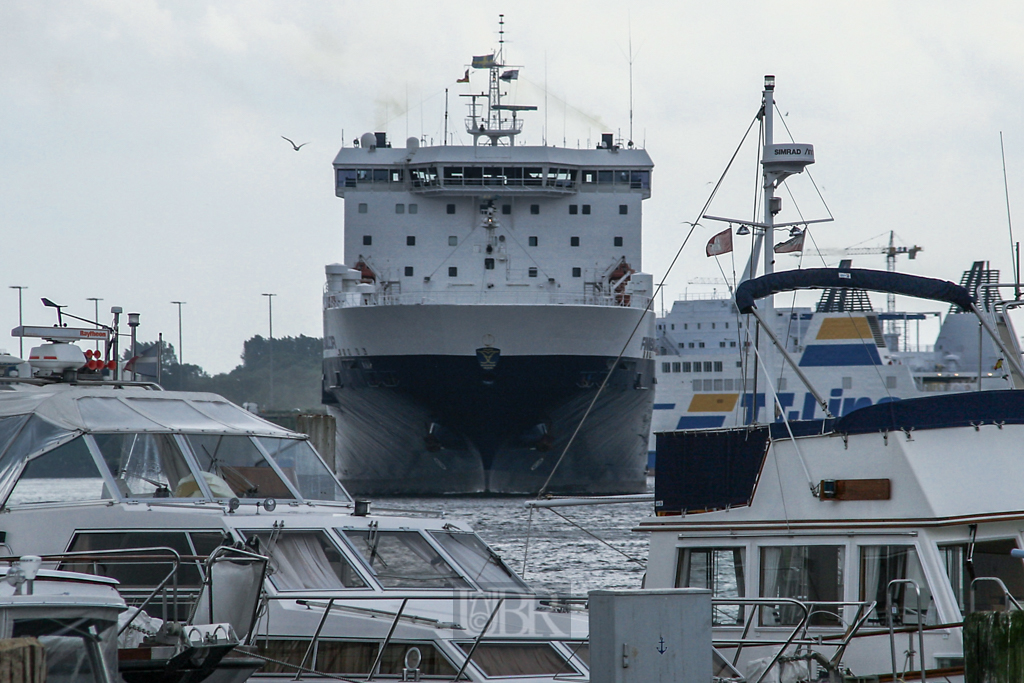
<box><xmin>773</xmin><ymin>231</ymin><xmax>806</xmax><ymax>254</ymax></box>
<box><xmin>456</xmin><ymin>69</ymin><xmax>469</xmax><ymax>83</ymax></box>
<box><xmin>499</xmin><ymin>69</ymin><xmax>519</xmax><ymax>81</ymax></box>
<box><xmin>706</xmin><ymin>228</ymin><xmax>733</xmax><ymax>257</ymax></box>
<box><xmin>471</xmin><ymin>54</ymin><xmax>496</xmax><ymax>69</ymax></box>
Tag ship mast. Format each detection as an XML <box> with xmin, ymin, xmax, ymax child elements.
<box><xmin>463</xmin><ymin>15</ymin><xmax>537</xmax><ymax>147</ymax></box>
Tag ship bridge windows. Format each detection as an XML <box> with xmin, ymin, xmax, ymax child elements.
<box><xmin>409</xmin><ymin>166</ymin><xmax>439</xmax><ymax>187</ymax></box>
<box><xmin>631</xmin><ymin>170</ymin><xmax>650</xmax><ymax>189</ymax></box>
<box><xmin>581</xmin><ymin>169</ymin><xmax>650</xmax><ymax>189</ymax></box>
<box><xmin>336</xmin><ymin>169</ymin><xmax>357</xmax><ymax>188</ymax></box>
<box><xmin>546</xmin><ymin>168</ymin><xmax>575</xmax><ymax>187</ymax></box>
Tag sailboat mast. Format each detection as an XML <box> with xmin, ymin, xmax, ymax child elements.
<box><xmin>762</xmin><ymin>75</ymin><xmax>776</xmax><ymax>317</ymax></box>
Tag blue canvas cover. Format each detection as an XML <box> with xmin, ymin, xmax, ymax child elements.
<box><xmin>833</xmin><ymin>389</ymin><xmax>1024</xmax><ymax>435</ymax></box>
<box><xmin>735</xmin><ymin>268</ymin><xmax>974</xmax><ymax>314</ymax></box>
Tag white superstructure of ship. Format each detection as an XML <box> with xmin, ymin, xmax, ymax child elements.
<box><xmin>323</xmin><ymin>19</ymin><xmax>656</xmax><ymax>494</ymax></box>
<box><xmin>646</xmin><ymin>74</ymin><xmax>1022</xmax><ymax>466</ymax></box>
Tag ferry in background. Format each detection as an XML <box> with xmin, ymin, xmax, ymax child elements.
<box><xmin>646</xmin><ymin>74</ymin><xmax>1022</xmax><ymax>468</ymax></box>
<box><xmin>649</xmin><ymin>260</ymin><xmax>1022</xmax><ymax>468</ymax></box>
<box><xmin>323</xmin><ymin>20</ymin><xmax>656</xmax><ymax>495</ymax></box>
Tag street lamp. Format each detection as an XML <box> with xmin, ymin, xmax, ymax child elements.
<box><xmin>8</xmin><ymin>286</ymin><xmax>26</xmax><ymax>358</ymax></box>
<box><xmin>170</xmin><ymin>301</ymin><xmax>185</xmax><ymax>364</ymax></box>
<box><xmin>262</xmin><ymin>293</ymin><xmax>277</xmax><ymax>410</ymax></box>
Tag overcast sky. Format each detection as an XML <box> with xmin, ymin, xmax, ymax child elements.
<box><xmin>3</xmin><ymin>2</ymin><xmax>1024</xmax><ymax>373</ymax></box>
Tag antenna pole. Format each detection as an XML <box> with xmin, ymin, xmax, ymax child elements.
<box><xmin>628</xmin><ymin>15</ymin><xmax>634</xmax><ymax>145</ymax></box>
<box><xmin>444</xmin><ymin>88</ymin><xmax>449</xmax><ymax>146</ymax></box>
<box><xmin>1001</xmin><ymin>132</ymin><xmax>1018</xmax><ymax>299</ymax></box>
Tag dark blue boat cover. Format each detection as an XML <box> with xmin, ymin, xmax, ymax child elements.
<box><xmin>735</xmin><ymin>268</ymin><xmax>974</xmax><ymax>314</ymax></box>
<box><xmin>833</xmin><ymin>389</ymin><xmax>1024</xmax><ymax>435</ymax></box>
<box><xmin>655</xmin><ymin>426</ymin><xmax>772</xmax><ymax>515</ymax></box>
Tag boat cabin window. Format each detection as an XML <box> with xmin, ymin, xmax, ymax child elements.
<box><xmin>256</xmin><ymin>437</ymin><xmax>351</xmax><ymax>502</ymax></box>
<box><xmin>429</xmin><ymin>530</ymin><xmax>529</xmax><ymax>592</ymax></box>
<box><xmin>339</xmin><ymin>529</ymin><xmax>471</xmax><ymax>590</ymax></box>
<box><xmin>62</xmin><ymin>530</ymin><xmax>221</xmax><ymax>587</ymax></box>
<box><xmin>940</xmin><ymin>538</ymin><xmax>1024</xmax><ymax>614</ymax></box>
<box><xmin>760</xmin><ymin>546</ymin><xmax>844</xmax><ymax>626</ymax></box>
<box><xmin>256</xmin><ymin>639</ymin><xmax>456</xmax><ymax>676</ymax></box>
<box><xmin>187</xmin><ymin>434</ymin><xmax>296</xmax><ymax>499</ymax></box>
<box><xmin>17</xmin><ymin>617</ymin><xmax>119</xmax><ymax>683</ymax></box>
<box><xmin>859</xmin><ymin>545</ymin><xmax>935</xmax><ymax>626</ymax></box>
<box><xmin>676</xmin><ymin>547</ymin><xmax>745</xmax><ymax>625</ymax></box>
<box><xmin>6</xmin><ymin>437</ymin><xmax>110</xmax><ymax>506</ymax></box>
<box><xmin>456</xmin><ymin>642</ymin><xmax>576</xmax><ymax>677</ymax></box>
<box><xmin>93</xmin><ymin>433</ymin><xmax>193</xmax><ymax>498</ymax></box>
<box><xmin>245</xmin><ymin>530</ymin><xmax>366</xmax><ymax>591</ymax></box>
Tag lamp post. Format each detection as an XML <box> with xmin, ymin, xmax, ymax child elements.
<box><xmin>8</xmin><ymin>286</ymin><xmax>26</xmax><ymax>358</ymax></box>
<box><xmin>262</xmin><ymin>293</ymin><xmax>277</xmax><ymax>410</ymax></box>
<box><xmin>170</xmin><ymin>301</ymin><xmax>185</xmax><ymax>364</ymax></box>
<box><xmin>86</xmin><ymin>297</ymin><xmax>103</xmax><ymax>353</ymax></box>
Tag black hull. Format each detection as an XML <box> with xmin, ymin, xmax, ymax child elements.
<box><xmin>323</xmin><ymin>354</ymin><xmax>654</xmax><ymax>495</ymax></box>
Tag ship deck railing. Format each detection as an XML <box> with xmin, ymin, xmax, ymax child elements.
<box><xmin>325</xmin><ymin>290</ymin><xmax>652</xmax><ymax>310</ymax></box>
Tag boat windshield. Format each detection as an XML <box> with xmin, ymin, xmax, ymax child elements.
<box><xmin>429</xmin><ymin>530</ymin><xmax>529</xmax><ymax>592</ymax></box>
<box><xmin>187</xmin><ymin>434</ymin><xmax>296</xmax><ymax>500</ymax></box>
<box><xmin>5</xmin><ymin>436</ymin><xmax>111</xmax><ymax>506</ymax></box>
<box><xmin>338</xmin><ymin>529</ymin><xmax>471</xmax><ymax>590</ymax></box>
<box><xmin>256</xmin><ymin>437</ymin><xmax>350</xmax><ymax>503</ymax></box>
<box><xmin>93</xmin><ymin>433</ymin><xmax>194</xmax><ymax>498</ymax></box>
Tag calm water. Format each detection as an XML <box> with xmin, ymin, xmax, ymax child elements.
<box><xmin>376</xmin><ymin>477</ymin><xmax>655</xmax><ymax>595</ymax></box>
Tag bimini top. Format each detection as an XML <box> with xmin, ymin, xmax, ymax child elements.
<box><xmin>0</xmin><ymin>383</ymin><xmax>351</xmax><ymax>507</ymax></box>
<box><xmin>735</xmin><ymin>268</ymin><xmax>975</xmax><ymax>314</ymax></box>
<box><xmin>0</xmin><ymin>383</ymin><xmax>292</xmax><ymax>436</ymax></box>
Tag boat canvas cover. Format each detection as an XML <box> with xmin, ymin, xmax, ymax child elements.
<box><xmin>735</xmin><ymin>268</ymin><xmax>974</xmax><ymax>314</ymax></box>
<box><xmin>0</xmin><ymin>385</ymin><xmax>293</xmax><ymax>436</ymax></box>
<box><xmin>654</xmin><ymin>426</ymin><xmax>771</xmax><ymax>515</ymax></box>
<box><xmin>834</xmin><ymin>389</ymin><xmax>1024</xmax><ymax>435</ymax></box>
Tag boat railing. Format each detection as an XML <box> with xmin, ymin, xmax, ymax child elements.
<box><xmin>970</xmin><ymin>575</ymin><xmax>1023</xmax><ymax>613</ymax></box>
<box><xmin>711</xmin><ymin>597</ymin><xmax>882</xmax><ymax>683</ymax></box>
<box><xmin>325</xmin><ymin>289</ymin><xmax>651</xmax><ymax>310</ymax></box>
<box><xmin>256</xmin><ymin>592</ymin><xmax>590</xmax><ymax>681</ymax></box>
<box><xmin>2</xmin><ymin>545</ymin><xmax>268</xmax><ymax>641</ymax></box>
<box><xmin>887</xmin><ymin>579</ymin><xmax>926</xmax><ymax>683</ymax></box>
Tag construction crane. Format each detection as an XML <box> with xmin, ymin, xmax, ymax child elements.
<box><xmin>810</xmin><ymin>230</ymin><xmax>924</xmax><ymax>332</ymax></box>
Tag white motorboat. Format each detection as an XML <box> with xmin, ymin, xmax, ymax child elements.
<box><xmin>0</xmin><ymin>322</ymin><xmax>593</xmax><ymax>680</ymax></box>
<box><xmin>640</xmin><ymin>266</ymin><xmax>1024</xmax><ymax>680</ymax></box>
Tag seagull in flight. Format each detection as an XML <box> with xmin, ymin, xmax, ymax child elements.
<box><xmin>281</xmin><ymin>136</ymin><xmax>308</xmax><ymax>151</ymax></box>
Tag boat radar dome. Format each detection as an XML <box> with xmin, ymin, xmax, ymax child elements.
<box><xmin>406</xmin><ymin>137</ymin><xmax>419</xmax><ymax>151</ymax></box>
<box><xmin>360</xmin><ymin>132</ymin><xmax>376</xmax><ymax>150</ymax></box>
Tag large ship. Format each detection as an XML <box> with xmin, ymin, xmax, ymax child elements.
<box><xmin>322</xmin><ymin>26</ymin><xmax>656</xmax><ymax>495</ymax></box>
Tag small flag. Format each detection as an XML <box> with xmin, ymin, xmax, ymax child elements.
<box><xmin>472</xmin><ymin>54</ymin><xmax>496</xmax><ymax>69</ymax></box>
<box><xmin>706</xmin><ymin>228</ymin><xmax>733</xmax><ymax>257</ymax></box>
<box><xmin>456</xmin><ymin>69</ymin><xmax>469</xmax><ymax>83</ymax></box>
<box><xmin>499</xmin><ymin>69</ymin><xmax>519</xmax><ymax>81</ymax></box>
<box><xmin>774</xmin><ymin>231</ymin><xmax>805</xmax><ymax>254</ymax></box>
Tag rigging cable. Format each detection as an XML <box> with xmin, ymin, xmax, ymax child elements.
<box><xmin>534</xmin><ymin>109</ymin><xmax>763</xmax><ymax>497</ymax></box>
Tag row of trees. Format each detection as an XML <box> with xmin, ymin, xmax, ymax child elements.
<box><xmin>130</xmin><ymin>335</ymin><xmax>324</xmax><ymax>412</ymax></box>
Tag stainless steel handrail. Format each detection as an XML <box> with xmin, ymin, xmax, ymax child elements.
<box><xmin>970</xmin><ymin>575</ymin><xmax>1023</xmax><ymax>613</ymax></box>
<box><xmin>887</xmin><ymin>578</ymin><xmax>926</xmax><ymax>683</ymax></box>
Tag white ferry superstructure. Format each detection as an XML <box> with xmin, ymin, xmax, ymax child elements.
<box><xmin>647</xmin><ymin>261</ymin><xmax>1020</xmax><ymax>467</ymax></box>
<box><xmin>323</xmin><ymin>33</ymin><xmax>656</xmax><ymax>494</ymax></box>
